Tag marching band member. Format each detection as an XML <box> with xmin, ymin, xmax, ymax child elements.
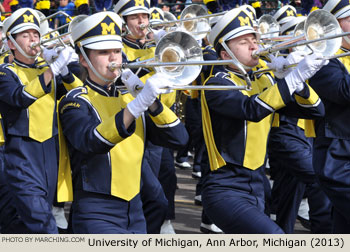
<box><xmin>267</xmin><ymin>17</ymin><xmax>332</xmax><ymax>234</ymax></box>
<box><xmin>201</xmin><ymin>8</ymin><xmax>327</xmax><ymax>233</ymax></box>
<box><xmin>189</xmin><ymin>25</ymin><xmax>224</xmax><ymax>234</ymax></box>
<box><xmin>273</xmin><ymin>4</ymin><xmax>297</xmax><ymax>26</ymax></box>
<box><xmin>0</xmin><ymin>8</ymin><xmax>79</xmax><ymax>233</ymax></box>
<box><xmin>308</xmin><ymin>0</ymin><xmax>350</xmax><ymax>233</ymax></box>
<box><xmin>114</xmin><ymin>0</ymin><xmax>178</xmax><ymax>233</ymax></box>
<box><xmin>57</xmin><ymin>11</ymin><xmax>188</xmax><ymax>234</ymax></box>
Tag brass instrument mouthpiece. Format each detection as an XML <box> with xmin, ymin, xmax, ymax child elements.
<box><xmin>108</xmin><ymin>62</ymin><xmax>119</xmax><ymax>72</ymax></box>
<box><xmin>30</xmin><ymin>42</ymin><xmax>40</xmax><ymax>49</ymax></box>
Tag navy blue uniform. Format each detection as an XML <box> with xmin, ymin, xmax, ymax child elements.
<box><xmin>309</xmin><ymin>47</ymin><xmax>350</xmax><ymax>233</ymax></box>
<box><xmin>121</xmin><ymin>36</ymin><xmax>178</xmax><ymax>233</ymax></box>
<box><xmin>201</xmin><ymin>64</ymin><xmax>325</xmax><ymax>234</ymax></box>
<box><xmin>58</xmin><ymin>79</ymin><xmax>188</xmax><ymax>233</ymax></box>
<box><xmin>268</xmin><ymin>115</ymin><xmax>332</xmax><ymax>233</ymax></box>
<box><xmin>0</xmin><ymin>59</ymin><xmax>80</xmax><ymax>233</ymax></box>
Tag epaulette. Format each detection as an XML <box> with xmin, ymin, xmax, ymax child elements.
<box><xmin>203</xmin><ymin>45</ymin><xmax>215</xmax><ymax>52</ymax></box>
<box><xmin>65</xmin><ymin>86</ymin><xmax>88</xmax><ymax>99</ymax></box>
<box><xmin>215</xmin><ymin>72</ymin><xmax>230</xmax><ymax>79</ymax></box>
<box><xmin>1</xmin><ymin>63</ymin><xmax>13</xmax><ymax>69</ymax></box>
<box><xmin>206</xmin><ymin>72</ymin><xmax>237</xmax><ymax>86</ymax></box>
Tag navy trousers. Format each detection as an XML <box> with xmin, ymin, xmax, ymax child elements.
<box><xmin>2</xmin><ymin>136</ymin><xmax>58</xmax><ymax>233</ymax></box>
<box><xmin>268</xmin><ymin>125</ymin><xmax>332</xmax><ymax>233</ymax></box>
<box><xmin>140</xmin><ymin>154</ymin><xmax>168</xmax><ymax>234</ymax></box>
<box><xmin>72</xmin><ymin>191</ymin><xmax>146</xmax><ymax>234</ymax></box>
<box><xmin>159</xmin><ymin>147</ymin><xmax>177</xmax><ymax>220</ymax></box>
<box><xmin>202</xmin><ymin>164</ymin><xmax>284</xmax><ymax>234</ymax></box>
<box><xmin>313</xmin><ymin>137</ymin><xmax>350</xmax><ymax>233</ymax></box>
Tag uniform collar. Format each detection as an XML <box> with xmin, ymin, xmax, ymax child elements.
<box><xmin>13</xmin><ymin>58</ymin><xmax>39</xmax><ymax>68</ymax></box>
<box><xmin>85</xmin><ymin>78</ymin><xmax>119</xmax><ymax>97</ymax></box>
<box><xmin>340</xmin><ymin>46</ymin><xmax>350</xmax><ymax>52</ymax></box>
<box><xmin>122</xmin><ymin>36</ymin><xmax>155</xmax><ymax>49</ymax></box>
<box><xmin>224</xmin><ymin>67</ymin><xmax>255</xmax><ymax>81</ymax></box>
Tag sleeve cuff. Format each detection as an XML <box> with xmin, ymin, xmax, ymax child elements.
<box><xmin>61</xmin><ymin>72</ymin><xmax>75</xmax><ymax>84</ymax></box>
<box><xmin>95</xmin><ymin>110</ymin><xmax>132</xmax><ymax>145</ymax></box>
<box><xmin>276</xmin><ymin>78</ymin><xmax>293</xmax><ymax>104</ymax></box>
<box><xmin>148</xmin><ymin>99</ymin><xmax>163</xmax><ymax>117</ymax></box>
<box><xmin>23</xmin><ymin>73</ymin><xmax>51</xmax><ymax>99</ymax></box>
<box><xmin>39</xmin><ymin>73</ymin><xmax>52</xmax><ymax>93</ymax></box>
<box><xmin>294</xmin><ymin>83</ymin><xmax>320</xmax><ymax>107</ymax></box>
<box><xmin>115</xmin><ymin>109</ymin><xmax>136</xmax><ymax>138</ymax></box>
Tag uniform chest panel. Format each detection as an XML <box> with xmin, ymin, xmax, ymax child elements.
<box><xmin>9</xmin><ymin>65</ymin><xmax>56</xmax><ymax>142</ymax></box>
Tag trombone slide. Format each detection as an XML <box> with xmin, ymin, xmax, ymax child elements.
<box><xmin>115</xmin><ymin>85</ymin><xmax>248</xmax><ymax>91</ymax></box>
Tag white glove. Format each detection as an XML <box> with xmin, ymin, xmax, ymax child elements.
<box><xmin>70</xmin><ymin>51</ymin><xmax>79</xmax><ymax>63</ymax></box>
<box><xmin>285</xmin><ymin>52</ymin><xmax>329</xmax><ymax>95</ymax></box>
<box><xmin>267</xmin><ymin>54</ymin><xmax>289</xmax><ymax>79</ymax></box>
<box><xmin>127</xmin><ymin>73</ymin><xmax>173</xmax><ymax>118</ymax></box>
<box><xmin>267</xmin><ymin>51</ymin><xmax>307</xmax><ymax>79</ymax></box>
<box><xmin>121</xmin><ymin>69</ymin><xmax>144</xmax><ymax>97</ymax></box>
<box><xmin>152</xmin><ymin>29</ymin><xmax>166</xmax><ymax>43</ymax></box>
<box><xmin>50</xmin><ymin>47</ymin><xmax>74</xmax><ymax>76</ymax></box>
<box><xmin>42</xmin><ymin>47</ymin><xmax>59</xmax><ymax>64</ymax></box>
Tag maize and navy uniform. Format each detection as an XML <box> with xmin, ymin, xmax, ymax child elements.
<box><xmin>0</xmin><ymin>8</ymin><xmax>82</xmax><ymax>233</ymax></box>
<box><xmin>308</xmin><ymin>47</ymin><xmax>350</xmax><ymax>233</ymax></box>
<box><xmin>0</xmin><ymin>59</ymin><xmax>81</xmax><ymax>234</ymax></box>
<box><xmin>268</xmin><ymin>115</ymin><xmax>332</xmax><ymax>233</ymax></box>
<box><xmin>57</xmin><ymin>11</ymin><xmax>189</xmax><ymax>233</ymax></box>
<box><xmin>307</xmin><ymin>0</ymin><xmax>350</xmax><ymax>233</ymax></box>
<box><xmin>115</xmin><ymin>0</ymin><xmax>178</xmax><ymax>233</ymax></box>
<box><xmin>265</xmin><ymin>16</ymin><xmax>332</xmax><ymax>234</ymax></box>
<box><xmin>58</xmin><ymin>80</ymin><xmax>188</xmax><ymax>233</ymax></box>
<box><xmin>200</xmin><ymin>64</ymin><xmax>324</xmax><ymax>233</ymax></box>
<box><xmin>200</xmin><ymin>7</ymin><xmax>325</xmax><ymax>233</ymax></box>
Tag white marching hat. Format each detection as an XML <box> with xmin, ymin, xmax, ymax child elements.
<box><xmin>273</xmin><ymin>5</ymin><xmax>297</xmax><ymax>25</ymax></box>
<box><xmin>71</xmin><ymin>12</ymin><xmax>123</xmax><ymax>50</ymax></box>
<box><xmin>239</xmin><ymin>4</ymin><xmax>258</xmax><ymax>26</ymax></box>
<box><xmin>114</xmin><ymin>0</ymin><xmax>150</xmax><ymax>17</ymax></box>
<box><xmin>323</xmin><ymin>0</ymin><xmax>350</xmax><ymax>19</ymax></box>
<box><xmin>280</xmin><ymin>16</ymin><xmax>306</xmax><ymax>35</ymax></box>
<box><xmin>149</xmin><ymin>7</ymin><xmax>164</xmax><ymax>25</ymax></box>
<box><xmin>3</xmin><ymin>8</ymin><xmax>41</xmax><ymax>37</ymax></box>
<box><xmin>209</xmin><ymin>8</ymin><xmax>259</xmax><ymax>52</ymax></box>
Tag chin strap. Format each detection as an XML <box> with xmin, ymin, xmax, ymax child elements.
<box><xmin>78</xmin><ymin>45</ymin><xmax>120</xmax><ymax>84</ymax></box>
<box><xmin>8</xmin><ymin>33</ymin><xmax>39</xmax><ymax>59</ymax></box>
<box><xmin>220</xmin><ymin>39</ymin><xmax>253</xmax><ymax>90</ymax></box>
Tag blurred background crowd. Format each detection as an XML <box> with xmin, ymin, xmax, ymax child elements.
<box><xmin>0</xmin><ymin>1</ymin><xmax>329</xmax><ymax>27</ymax></box>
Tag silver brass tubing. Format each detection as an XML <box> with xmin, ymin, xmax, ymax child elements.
<box><xmin>253</xmin><ymin>31</ymin><xmax>350</xmax><ymax>58</ymax></box>
<box><xmin>108</xmin><ymin>59</ymin><xmax>236</xmax><ymax>72</ymax></box>
<box><xmin>252</xmin><ymin>51</ymin><xmax>350</xmax><ymax>76</ymax></box>
<box><xmin>115</xmin><ymin>85</ymin><xmax>248</xmax><ymax>91</ymax></box>
<box><xmin>150</xmin><ymin>11</ymin><xmax>227</xmax><ymax>28</ymax></box>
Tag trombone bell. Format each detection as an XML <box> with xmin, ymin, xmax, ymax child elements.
<box><xmin>304</xmin><ymin>9</ymin><xmax>341</xmax><ymax>57</ymax></box>
<box><xmin>179</xmin><ymin>4</ymin><xmax>211</xmax><ymax>40</ymax></box>
<box><xmin>160</xmin><ymin>47</ymin><xmax>182</xmax><ymax>72</ymax></box>
<box><xmin>155</xmin><ymin>31</ymin><xmax>203</xmax><ymax>86</ymax></box>
<box><xmin>182</xmin><ymin>13</ymin><xmax>196</xmax><ymax>32</ymax></box>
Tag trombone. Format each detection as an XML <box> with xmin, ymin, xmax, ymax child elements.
<box><xmin>31</xmin><ymin>15</ymin><xmax>88</xmax><ymax>49</ymax></box>
<box><xmin>252</xmin><ymin>10</ymin><xmax>350</xmax><ymax>75</ymax></box>
<box><xmin>110</xmin><ymin>31</ymin><xmax>250</xmax><ymax>91</ymax></box>
<box><xmin>258</xmin><ymin>14</ymin><xmax>280</xmax><ymax>40</ymax></box>
<box><xmin>253</xmin><ymin>9</ymin><xmax>345</xmax><ymax>59</ymax></box>
<box><xmin>140</xmin><ymin>4</ymin><xmax>217</xmax><ymax>40</ymax></box>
